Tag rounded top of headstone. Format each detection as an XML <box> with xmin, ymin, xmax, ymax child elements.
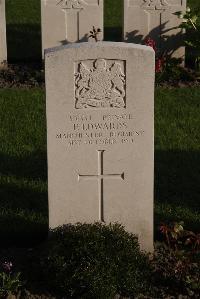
<box><xmin>44</xmin><ymin>41</ymin><xmax>155</xmax><ymax>56</ymax></box>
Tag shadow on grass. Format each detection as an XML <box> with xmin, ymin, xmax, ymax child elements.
<box><xmin>104</xmin><ymin>27</ymin><xmax>122</xmax><ymax>42</ymax></box>
<box><xmin>0</xmin><ymin>151</ymin><xmax>48</xmax><ymax>247</ymax></box>
<box><xmin>0</xmin><ymin>150</ymin><xmax>199</xmax><ymax>246</ymax></box>
<box><xmin>7</xmin><ymin>24</ymin><xmax>42</xmax><ymax>62</ymax></box>
<box><xmin>0</xmin><ymin>183</ymin><xmax>48</xmax><ymax>246</ymax></box>
<box><xmin>155</xmin><ymin>150</ymin><xmax>200</xmax><ymax>232</ymax></box>
<box><xmin>0</xmin><ymin>214</ymin><xmax>48</xmax><ymax>247</ymax></box>
<box><xmin>6</xmin><ymin>24</ymin><xmax>122</xmax><ymax>61</ymax></box>
<box><xmin>0</xmin><ymin>150</ymin><xmax>47</xmax><ymax>181</ymax></box>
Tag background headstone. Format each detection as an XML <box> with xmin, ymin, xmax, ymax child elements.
<box><xmin>45</xmin><ymin>42</ymin><xmax>154</xmax><ymax>252</ymax></box>
<box><xmin>0</xmin><ymin>0</ymin><xmax>7</xmax><ymax>64</ymax></box>
<box><xmin>123</xmin><ymin>0</ymin><xmax>186</xmax><ymax>61</ymax></box>
<box><xmin>41</xmin><ymin>0</ymin><xmax>104</xmax><ymax>55</ymax></box>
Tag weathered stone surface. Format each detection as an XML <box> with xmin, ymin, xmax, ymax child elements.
<box><xmin>41</xmin><ymin>0</ymin><xmax>103</xmax><ymax>55</ymax></box>
<box><xmin>0</xmin><ymin>0</ymin><xmax>7</xmax><ymax>64</ymax></box>
<box><xmin>123</xmin><ymin>0</ymin><xmax>186</xmax><ymax>61</ymax></box>
<box><xmin>45</xmin><ymin>42</ymin><xmax>154</xmax><ymax>252</ymax></box>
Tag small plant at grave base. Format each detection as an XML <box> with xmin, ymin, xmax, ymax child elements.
<box><xmin>150</xmin><ymin>222</ymin><xmax>200</xmax><ymax>298</ymax></box>
<box><xmin>178</xmin><ymin>7</ymin><xmax>200</xmax><ymax>70</ymax></box>
<box><xmin>159</xmin><ymin>221</ymin><xmax>200</xmax><ymax>253</ymax></box>
<box><xmin>0</xmin><ymin>261</ymin><xmax>23</xmax><ymax>298</ymax></box>
<box><xmin>38</xmin><ymin>223</ymin><xmax>152</xmax><ymax>299</ymax></box>
<box><xmin>144</xmin><ymin>37</ymin><xmax>193</xmax><ymax>84</ymax></box>
<box><xmin>0</xmin><ymin>63</ymin><xmax>44</xmax><ymax>89</ymax></box>
<box><xmin>89</xmin><ymin>26</ymin><xmax>102</xmax><ymax>42</ymax></box>
<box><xmin>159</xmin><ymin>221</ymin><xmax>184</xmax><ymax>250</ymax></box>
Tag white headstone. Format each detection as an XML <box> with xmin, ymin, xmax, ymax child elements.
<box><xmin>41</xmin><ymin>0</ymin><xmax>104</xmax><ymax>55</ymax></box>
<box><xmin>124</xmin><ymin>0</ymin><xmax>186</xmax><ymax>61</ymax></box>
<box><xmin>45</xmin><ymin>42</ymin><xmax>154</xmax><ymax>252</ymax></box>
<box><xmin>0</xmin><ymin>0</ymin><xmax>7</xmax><ymax>64</ymax></box>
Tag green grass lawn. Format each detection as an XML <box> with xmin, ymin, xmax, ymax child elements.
<box><xmin>5</xmin><ymin>0</ymin><xmax>198</xmax><ymax>61</ymax></box>
<box><xmin>0</xmin><ymin>87</ymin><xmax>199</xmax><ymax>245</ymax></box>
<box><xmin>0</xmin><ymin>89</ymin><xmax>47</xmax><ymax>245</ymax></box>
<box><xmin>155</xmin><ymin>87</ymin><xmax>200</xmax><ymax>233</ymax></box>
<box><xmin>6</xmin><ymin>0</ymin><xmax>41</xmax><ymax>62</ymax></box>
<box><xmin>5</xmin><ymin>0</ymin><xmax>124</xmax><ymax>61</ymax></box>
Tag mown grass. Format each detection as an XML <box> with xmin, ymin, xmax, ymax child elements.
<box><xmin>0</xmin><ymin>87</ymin><xmax>199</xmax><ymax>245</ymax></box>
<box><xmin>0</xmin><ymin>89</ymin><xmax>47</xmax><ymax>245</ymax></box>
<box><xmin>6</xmin><ymin>0</ymin><xmax>41</xmax><ymax>62</ymax></box>
<box><xmin>155</xmin><ymin>87</ymin><xmax>200</xmax><ymax>232</ymax></box>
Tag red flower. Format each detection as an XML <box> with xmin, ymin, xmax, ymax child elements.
<box><xmin>145</xmin><ymin>38</ymin><xmax>164</xmax><ymax>73</ymax></box>
<box><xmin>145</xmin><ymin>37</ymin><xmax>157</xmax><ymax>52</ymax></box>
<box><xmin>155</xmin><ymin>58</ymin><xmax>164</xmax><ymax>73</ymax></box>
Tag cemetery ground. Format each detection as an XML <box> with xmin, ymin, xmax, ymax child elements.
<box><xmin>0</xmin><ymin>87</ymin><xmax>200</xmax><ymax>298</ymax></box>
<box><xmin>0</xmin><ymin>87</ymin><xmax>200</xmax><ymax>242</ymax></box>
<box><xmin>0</xmin><ymin>0</ymin><xmax>200</xmax><ymax>298</ymax></box>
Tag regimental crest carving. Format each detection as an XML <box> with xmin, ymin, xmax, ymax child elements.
<box><xmin>57</xmin><ymin>0</ymin><xmax>86</xmax><ymax>9</ymax></box>
<box><xmin>142</xmin><ymin>0</ymin><xmax>169</xmax><ymax>10</ymax></box>
<box><xmin>75</xmin><ymin>59</ymin><xmax>126</xmax><ymax>109</ymax></box>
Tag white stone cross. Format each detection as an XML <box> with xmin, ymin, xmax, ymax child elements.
<box><xmin>78</xmin><ymin>150</ymin><xmax>125</xmax><ymax>222</ymax></box>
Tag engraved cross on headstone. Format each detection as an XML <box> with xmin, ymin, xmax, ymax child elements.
<box><xmin>57</xmin><ymin>0</ymin><xmax>86</xmax><ymax>42</ymax></box>
<box><xmin>141</xmin><ymin>0</ymin><xmax>170</xmax><ymax>50</ymax></box>
<box><xmin>140</xmin><ymin>0</ymin><xmax>184</xmax><ymax>51</ymax></box>
<box><xmin>78</xmin><ymin>150</ymin><xmax>125</xmax><ymax>222</ymax></box>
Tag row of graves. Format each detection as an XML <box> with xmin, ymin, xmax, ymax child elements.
<box><xmin>1</xmin><ymin>0</ymin><xmax>186</xmax><ymax>252</ymax></box>
<box><xmin>1</xmin><ymin>0</ymin><xmax>186</xmax><ymax>63</ymax></box>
